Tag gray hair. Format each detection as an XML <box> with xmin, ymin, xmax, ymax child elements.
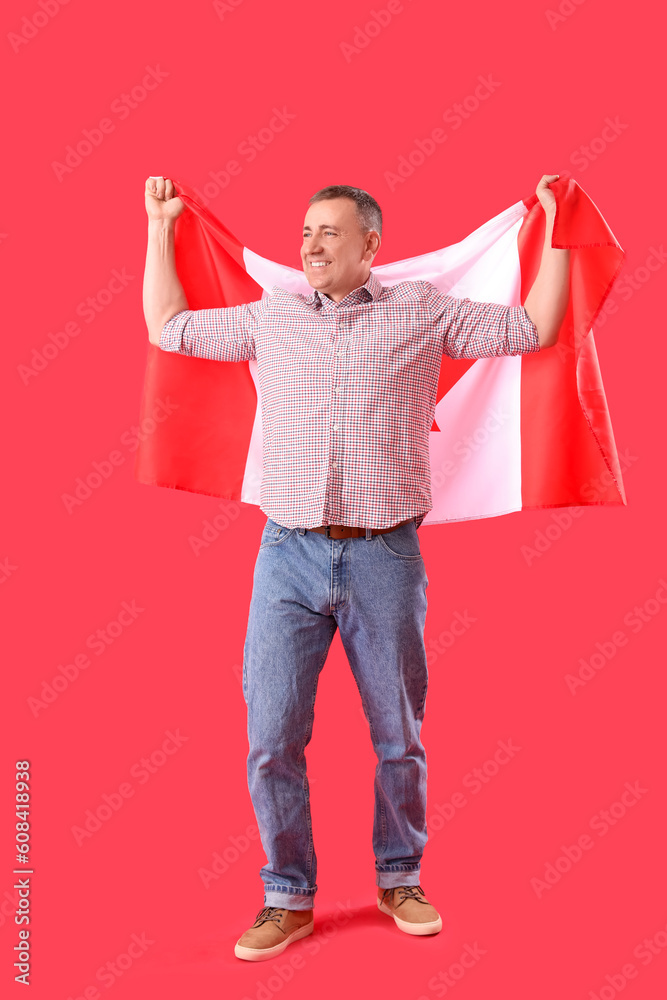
<box><xmin>308</xmin><ymin>184</ymin><xmax>383</xmax><ymax>238</ymax></box>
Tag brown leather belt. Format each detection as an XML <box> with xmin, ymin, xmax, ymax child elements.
<box><xmin>306</xmin><ymin>518</ymin><xmax>413</xmax><ymax>539</ymax></box>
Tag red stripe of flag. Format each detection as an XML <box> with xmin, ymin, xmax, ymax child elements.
<box><xmin>518</xmin><ymin>177</ymin><xmax>626</xmax><ymax>510</ymax></box>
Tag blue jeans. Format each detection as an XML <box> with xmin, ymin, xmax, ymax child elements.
<box><xmin>242</xmin><ymin>516</ymin><xmax>430</xmax><ymax>911</ymax></box>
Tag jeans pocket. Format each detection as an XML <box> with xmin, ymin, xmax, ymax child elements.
<box><xmin>376</xmin><ymin>522</ymin><xmax>423</xmax><ymax>560</ymax></box>
<box><xmin>259</xmin><ymin>517</ymin><xmax>295</xmax><ymax>550</ymax></box>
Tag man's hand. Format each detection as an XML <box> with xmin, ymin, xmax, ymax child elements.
<box><xmin>534</xmin><ymin>173</ymin><xmax>559</xmax><ymax>215</ymax></box>
<box><xmin>522</xmin><ymin>173</ymin><xmax>570</xmax><ymax>349</ymax></box>
<box><xmin>143</xmin><ymin>176</ymin><xmax>189</xmax><ymax>345</ymax></box>
<box><xmin>145</xmin><ymin>175</ymin><xmax>186</xmax><ymax>223</ymax></box>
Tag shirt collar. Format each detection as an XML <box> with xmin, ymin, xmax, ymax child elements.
<box><xmin>312</xmin><ymin>269</ymin><xmax>383</xmax><ymax>308</ymax></box>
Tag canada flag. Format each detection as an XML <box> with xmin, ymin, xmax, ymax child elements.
<box><xmin>135</xmin><ymin>176</ymin><xmax>626</xmax><ymax>525</ymax></box>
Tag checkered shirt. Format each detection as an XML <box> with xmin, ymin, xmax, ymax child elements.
<box><xmin>159</xmin><ymin>270</ymin><xmax>540</xmax><ymax>529</ymax></box>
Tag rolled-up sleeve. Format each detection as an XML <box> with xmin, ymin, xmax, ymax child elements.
<box><xmin>422</xmin><ymin>281</ymin><xmax>540</xmax><ymax>359</ymax></box>
<box><xmin>158</xmin><ymin>297</ymin><xmax>268</xmax><ymax>362</ymax></box>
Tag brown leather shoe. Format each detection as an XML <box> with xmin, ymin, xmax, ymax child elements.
<box><xmin>234</xmin><ymin>905</ymin><xmax>314</xmax><ymax>962</ymax></box>
<box><xmin>377</xmin><ymin>885</ymin><xmax>442</xmax><ymax>935</ymax></box>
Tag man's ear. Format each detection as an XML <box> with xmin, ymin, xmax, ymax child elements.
<box><xmin>364</xmin><ymin>231</ymin><xmax>381</xmax><ymax>260</ymax></box>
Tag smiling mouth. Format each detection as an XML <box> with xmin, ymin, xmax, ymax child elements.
<box><xmin>309</xmin><ymin>261</ymin><xmax>331</xmax><ymax>268</ymax></box>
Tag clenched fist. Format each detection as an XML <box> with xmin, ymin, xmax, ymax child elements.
<box><xmin>145</xmin><ymin>176</ymin><xmax>186</xmax><ymax>222</ymax></box>
<box><xmin>534</xmin><ymin>174</ymin><xmax>560</xmax><ymax>215</ymax></box>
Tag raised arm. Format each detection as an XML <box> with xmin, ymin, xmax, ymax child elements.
<box><xmin>143</xmin><ymin>176</ymin><xmax>189</xmax><ymax>345</ymax></box>
<box><xmin>523</xmin><ymin>174</ymin><xmax>571</xmax><ymax>349</ymax></box>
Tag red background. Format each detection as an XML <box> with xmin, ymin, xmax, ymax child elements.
<box><xmin>2</xmin><ymin>1</ymin><xmax>665</xmax><ymax>998</ymax></box>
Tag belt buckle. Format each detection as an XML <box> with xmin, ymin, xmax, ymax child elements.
<box><xmin>324</xmin><ymin>525</ymin><xmax>331</xmax><ymax>539</ymax></box>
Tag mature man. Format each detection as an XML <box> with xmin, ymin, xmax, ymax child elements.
<box><xmin>143</xmin><ymin>174</ymin><xmax>569</xmax><ymax>962</ymax></box>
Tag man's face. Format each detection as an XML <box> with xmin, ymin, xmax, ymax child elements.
<box><xmin>301</xmin><ymin>197</ymin><xmax>379</xmax><ymax>303</ymax></box>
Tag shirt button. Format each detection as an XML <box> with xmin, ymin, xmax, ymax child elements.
<box><xmin>332</xmin><ymin>461</ymin><xmax>338</xmax><ymax>469</ymax></box>
<box><xmin>333</xmin><ymin>424</ymin><xmax>339</xmax><ymax>431</ymax></box>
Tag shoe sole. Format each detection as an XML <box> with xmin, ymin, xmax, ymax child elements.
<box><xmin>234</xmin><ymin>919</ymin><xmax>314</xmax><ymax>962</ymax></box>
<box><xmin>377</xmin><ymin>899</ymin><xmax>443</xmax><ymax>936</ymax></box>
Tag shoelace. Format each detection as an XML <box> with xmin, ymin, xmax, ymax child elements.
<box><xmin>252</xmin><ymin>906</ymin><xmax>288</xmax><ymax>930</ymax></box>
<box><xmin>382</xmin><ymin>885</ymin><xmax>429</xmax><ymax>908</ymax></box>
